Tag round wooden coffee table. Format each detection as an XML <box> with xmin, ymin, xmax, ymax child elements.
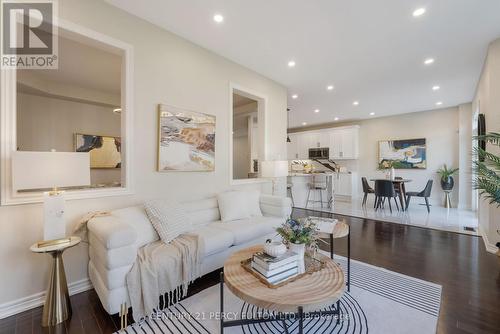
<box><xmin>220</xmin><ymin>246</ymin><xmax>345</xmax><ymax>334</ymax></box>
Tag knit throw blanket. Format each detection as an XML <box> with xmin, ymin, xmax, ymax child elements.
<box><xmin>126</xmin><ymin>234</ymin><xmax>201</xmax><ymax>322</ymax></box>
<box><xmin>73</xmin><ymin>211</ymin><xmax>112</xmax><ymax>243</ymax></box>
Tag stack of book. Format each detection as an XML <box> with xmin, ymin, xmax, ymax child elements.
<box><xmin>251</xmin><ymin>251</ymin><xmax>299</xmax><ymax>285</ymax></box>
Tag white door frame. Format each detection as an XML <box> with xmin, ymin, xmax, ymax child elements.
<box><xmin>229</xmin><ymin>82</ymin><xmax>268</xmax><ymax>185</ymax></box>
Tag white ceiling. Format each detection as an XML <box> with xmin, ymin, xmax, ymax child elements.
<box><xmin>106</xmin><ymin>0</ymin><xmax>500</xmax><ymax>127</ymax></box>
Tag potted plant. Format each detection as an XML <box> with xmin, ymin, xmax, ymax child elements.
<box><xmin>473</xmin><ymin>132</ymin><xmax>500</xmax><ymax>256</ymax></box>
<box><xmin>276</xmin><ymin>218</ymin><xmax>318</xmax><ymax>258</ymax></box>
<box><xmin>437</xmin><ymin>164</ymin><xmax>459</xmax><ymax>191</ymax></box>
<box><xmin>473</xmin><ymin>132</ymin><xmax>500</xmax><ymax>206</ymax></box>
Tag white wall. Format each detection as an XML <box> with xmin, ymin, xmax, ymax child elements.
<box><xmin>354</xmin><ymin>107</ymin><xmax>461</xmax><ymax>205</ymax></box>
<box><xmin>458</xmin><ymin>103</ymin><xmax>473</xmax><ymax>210</ymax></box>
<box><xmin>0</xmin><ymin>0</ymin><xmax>287</xmax><ymax>313</ymax></box>
<box><xmin>472</xmin><ymin>38</ymin><xmax>500</xmax><ymax>253</ymax></box>
<box><xmin>17</xmin><ymin>93</ymin><xmax>122</xmax><ymax>186</ymax></box>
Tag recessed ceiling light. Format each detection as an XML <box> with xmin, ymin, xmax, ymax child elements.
<box><xmin>353</xmin><ymin>101</ymin><xmax>359</xmax><ymax>106</ymax></box>
<box><xmin>436</xmin><ymin>101</ymin><xmax>443</xmax><ymax>106</ymax></box>
<box><xmin>314</xmin><ymin>109</ymin><xmax>320</xmax><ymax>113</ymax></box>
<box><xmin>288</xmin><ymin>60</ymin><xmax>296</xmax><ymax>67</ymax></box>
<box><xmin>413</xmin><ymin>8</ymin><xmax>426</xmax><ymax>17</ymax></box>
<box><xmin>369</xmin><ymin>112</ymin><xmax>375</xmax><ymax>116</ymax></box>
<box><xmin>213</xmin><ymin>14</ymin><xmax>224</xmax><ymax>23</ymax></box>
<box><xmin>302</xmin><ymin>122</ymin><xmax>307</xmax><ymax>126</ymax></box>
<box><xmin>334</xmin><ymin>117</ymin><xmax>339</xmax><ymax>121</ymax></box>
<box><xmin>327</xmin><ymin>85</ymin><xmax>334</xmax><ymax>91</ymax></box>
<box><xmin>424</xmin><ymin>58</ymin><xmax>435</xmax><ymax>65</ymax></box>
<box><xmin>291</xmin><ymin>94</ymin><xmax>298</xmax><ymax>99</ymax></box>
<box><xmin>432</xmin><ymin>85</ymin><xmax>440</xmax><ymax>91</ymax></box>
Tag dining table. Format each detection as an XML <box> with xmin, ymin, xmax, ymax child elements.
<box><xmin>370</xmin><ymin>178</ymin><xmax>412</xmax><ymax>211</ymax></box>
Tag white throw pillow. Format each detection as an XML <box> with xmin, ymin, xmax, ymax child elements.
<box><xmin>217</xmin><ymin>191</ymin><xmax>251</xmax><ymax>222</ymax></box>
<box><xmin>246</xmin><ymin>190</ymin><xmax>263</xmax><ymax>217</ymax></box>
<box><xmin>144</xmin><ymin>199</ymin><xmax>192</xmax><ymax>243</ymax></box>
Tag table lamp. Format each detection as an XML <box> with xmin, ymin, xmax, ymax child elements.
<box><xmin>261</xmin><ymin>160</ymin><xmax>289</xmax><ymax>195</ymax></box>
<box><xmin>12</xmin><ymin>151</ymin><xmax>91</xmax><ymax>246</ymax></box>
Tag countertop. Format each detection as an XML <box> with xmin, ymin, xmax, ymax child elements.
<box><xmin>288</xmin><ymin>171</ymin><xmax>351</xmax><ymax>177</ymax></box>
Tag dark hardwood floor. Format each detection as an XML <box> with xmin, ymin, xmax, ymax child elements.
<box><xmin>1</xmin><ymin>208</ymin><xmax>499</xmax><ymax>334</ymax></box>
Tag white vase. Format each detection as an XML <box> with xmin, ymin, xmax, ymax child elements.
<box><xmin>263</xmin><ymin>241</ymin><xmax>287</xmax><ymax>257</ymax></box>
<box><xmin>289</xmin><ymin>242</ymin><xmax>305</xmax><ymax>259</ymax></box>
<box><xmin>390</xmin><ymin>167</ymin><xmax>395</xmax><ymax>180</ymax></box>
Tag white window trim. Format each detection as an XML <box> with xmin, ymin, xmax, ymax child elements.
<box><xmin>0</xmin><ymin>19</ymin><xmax>135</xmax><ymax>205</ymax></box>
<box><xmin>229</xmin><ymin>82</ymin><xmax>268</xmax><ymax>186</ymax></box>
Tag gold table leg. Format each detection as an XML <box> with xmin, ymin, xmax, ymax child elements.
<box><xmin>42</xmin><ymin>250</ymin><xmax>72</xmax><ymax>327</ymax></box>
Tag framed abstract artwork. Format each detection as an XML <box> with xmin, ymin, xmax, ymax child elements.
<box><xmin>157</xmin><ymin>104</ymin><xmax>215</xmax><ymax>172</ymax></box>
<box><xmin>378</xmin><ymin>138</ymin><xmax>426</xmax><ymax>169</ymax></box>
<box><xmin>74</xmin><ymin>134</ymin><xmax>121</xmax><ymax>169</ymax></box>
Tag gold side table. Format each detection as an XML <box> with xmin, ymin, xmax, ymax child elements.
<box><xmin>30</xmin><ymin>236</ymin><xmax>81</xmax><ymax>327</ymax></box>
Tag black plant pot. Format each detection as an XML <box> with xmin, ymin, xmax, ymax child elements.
<box><xmin>441</xmin><ymin>176</ymin><xmax>454</xmax><ymax>191</ymax></box>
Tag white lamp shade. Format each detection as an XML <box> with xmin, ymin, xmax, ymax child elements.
<box><xmin>12</xmin><ymin>151</ymin><xmax>91</xmax><ymax>191</ymax></box>
<box><xmin>261</xmin><ymin>160</ymin><xmax>289</xmax><ymax>178</ymax></box>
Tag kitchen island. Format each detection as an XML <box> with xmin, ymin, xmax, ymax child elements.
<box><xmin>288</xmin><ymin>172</ymin><xmax>335</xmax><ymax>209</ymax></box>
<box><xmin>288</xmin><ymin>171</ymin><xmax>357</xmax><ymax>209</ymax></box>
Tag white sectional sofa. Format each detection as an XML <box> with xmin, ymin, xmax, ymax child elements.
<box><xmin>87</xmin><ymin>194</ymin><xmax>292</xmax><ymax>315</ymax></box>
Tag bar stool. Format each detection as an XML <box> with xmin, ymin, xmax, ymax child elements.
<box><xmin>306</xmin><ymin>174</ymin><xmax>328</xmax><ymax>208</ymax></box>
<box><xmin>286</xmin><ymin>183</ymin><xmax>295</xmax><ymax>207</ymax></box>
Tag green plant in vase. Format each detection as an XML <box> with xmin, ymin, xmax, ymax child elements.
<box><xmin>437</xmin><ymin>164</ymin><xmax>459</xmax><ymax>191</ymax></box>
<box><xmin>276</xmin><ymin>217</ymin><xmax>318</xmax><ymax>258</ymax></box>
<box><xmin>473</xmin><ymin>132</ymin><xmax>500</xmax><ymax>253</ymax></box>
<box><xmin>473</xmin><ymin>132</ymin><xmax>500</xmax><ymax>206</ymax></box>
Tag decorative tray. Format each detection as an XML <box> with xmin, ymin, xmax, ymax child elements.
<box><xmin>241</xmin><ymin>255</ymin><xmax>326</xmax><ymax>289</ymax></box>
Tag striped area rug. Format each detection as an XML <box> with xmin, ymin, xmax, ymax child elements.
<box><xmin>118</xmin><ymin>252</ymin><xmax>441</xmax><ymax>334</ymax></box>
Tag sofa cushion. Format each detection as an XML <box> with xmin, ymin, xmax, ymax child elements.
<box><xmin>144</xmin><ymin>199</ymin><xmax>192</xmax><ymax>243</ymax></box>
<box><xmin>111</xmin><ymin>206</ymin><xmax>159</xmax><ymax>247</ymax></box>
<box><xmin>191</xmin><ymin>225</ymin><xmax>234</xmax><ymax>257</ymax></box>
<box><xmin>217</xmin><ymin>191</ymin><xmax>250</xmax><ymax>222</ymax></box>
<box><xmin>89</xmin><ymin>234</ymin><xmax>137</xmax><ymax>270</ymax></box>
<box><xmin>182</xmin><ymin>197</ymin><xmax>221</xmax><ymax>227</ymax></box>
<box><xmin>210</xmin><ymin>216</ymin><xmax>283</xmax><ymax>245</ymax></box>
<box><xmin>246</xmin><ymin>190</ymin><xmax>263</xmax><ymax>217</ymax></box>
<box><xmin>250</xmin><ymin>215</ymin><xmax>284</xmax><ymax>230</ymax></box>
<box><xmin>87</xmin><ymin>215</ymin><xmax>138</xmax><ymax>250</ymax></box>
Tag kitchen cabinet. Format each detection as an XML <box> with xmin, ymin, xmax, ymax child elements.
<box><xmin>333</xmin><ymin>173</ymin><xmax>352</xmax><ymax>196</ymax></box>
<box><xmin>329</xmin><ymin>126</ymin><xmax>359</xmax><ymax>160</ymax></box>
<box><xmin>332</xmin><ymin>172</ymin><xmax>358</xmax><ymax>199</ymax></box>
<box><xmin>286</xmin><ymin>125</ymin><xmax>359</xmax><ymax>160</ymax></box>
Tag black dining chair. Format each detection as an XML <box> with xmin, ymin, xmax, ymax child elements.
<box><xmin>361</xmin><ymin>177</ymin><xmax>375</xmax><ymax>206</ymax></box>
<box><xmin>374</xmin><ymin>180</ymin><xmax>400</xmax><ymax>213</ymax></box>
<box><xmin>405</xmin><ymin>180</ymin><xmax>433</xmax><ymax>213</ymax></box>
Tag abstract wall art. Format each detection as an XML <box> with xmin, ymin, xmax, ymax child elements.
<box><xmin>75</xmin><ymin>134</ymin><xmax>121</xmax><ymax>168</ymax></box>
<box><xmin>157</xmin><ymin>104</ymin><xmax>215</xmax><ymax>172</ymax></box>
<box><xmin>378</xmin><ymin>138</ymin><xmax>427</xmax><ymax>169</ymax></box>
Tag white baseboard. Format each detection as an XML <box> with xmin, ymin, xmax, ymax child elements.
<box><xmin>0</xmin><ymin>278</ymin><xmax>93</xmax><ymax>320</ymax></box>
<box><xmin>479</xmin><ymin>226</ymin><xmax>499</xmax><ymax>254</ymax></box>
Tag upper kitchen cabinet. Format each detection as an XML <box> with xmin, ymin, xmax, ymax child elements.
<box><xmin>329</xmin><ymin>125</ymin><xmax>359</xmax><ymax>160</ymax></box>
<box><xmin>287</xmin><ymin>125</ymin><xmax>359</xmax><ymax>160</ymax></box>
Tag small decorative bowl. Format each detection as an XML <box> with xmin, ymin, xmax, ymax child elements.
<box><xmin>264</xmin><ymin>240</ymin><xmax>287</xmax><ymax>258</ymax></box>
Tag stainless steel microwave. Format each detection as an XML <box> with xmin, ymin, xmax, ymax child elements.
<box><xmin>308</xmin><ymin>147</ymin><xmax>329</xmax><ymax>159</ymax></box>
